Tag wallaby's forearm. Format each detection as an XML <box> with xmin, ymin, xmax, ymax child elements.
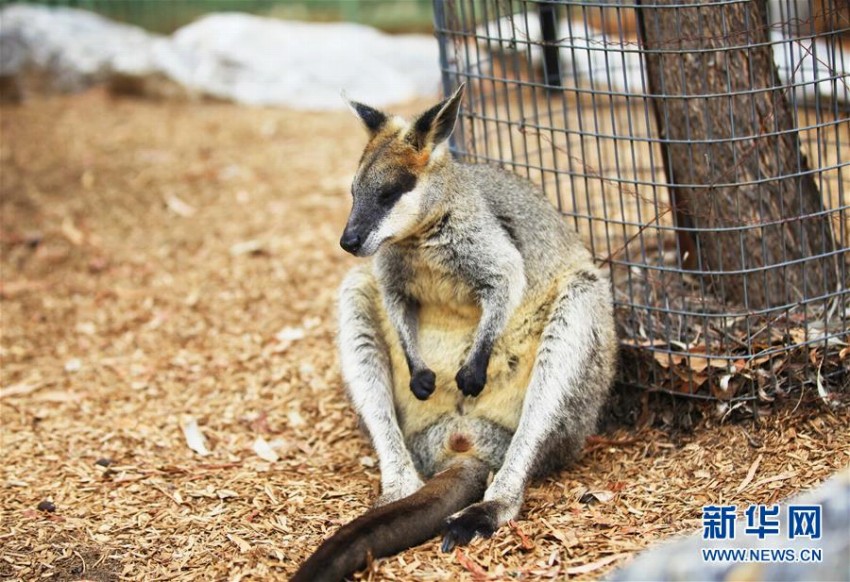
<box><xmin>453</xmin><ymin>242</ymin><xmax>526</xmax><ymax>395</ymax></box>
<box><xmin>383</xmin><ymin>289</ymin><xmax>436</xmax><ymax>400</ymax></box>
<box><xmin>455</xmin><ymin>285</ymin><xmax>512</xmax><ymax>397</ymax></box>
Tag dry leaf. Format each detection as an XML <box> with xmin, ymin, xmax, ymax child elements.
<box><xmin>0</xmin><ymin>382</ymin><xmax>42</xmax><ymax>399</ymax></box>
<box><xmin>509</xmin><ymin>520</ymin><xmax>535</xmax><ymax>550</ymax></box>
<box><xmin>76</xmin><ymin>322</ymin><xmax>97</xmax><ymax>335</ymax></box>
<box><xmin>275</xmin><ymin>326</ymin><xmax>306</xmax><ymax>342</ymax></box>
<box><xmin>718</xmin><ymin>374</ymin><xmax>734</xmax><ymax>394</ymax></box>
<box><xmin>455</xmin><ymin>549</ymin><xmax>488</xmax><ymax>580</ymax></box>
<box><xmin>566</xmin><ymin>553</ymin><xmax>630</xmax><ymax>575</ymax></box>
<box><xmin>252</xmin><ymin>436</ymin><xmax>279</xmax><ymax>462</ymax></box>
<box><xmin>579</xmin><ymin>489</ymin><xmax>616</xmax><ymax>504</ymax></box>
<box><xmin>287</xmin><ymin>409</ymin><xmax>306</xmax><ymax>428</ymax></box>
<box><xmin>227</xmin><ymin>533</ymin><xmax>251</xmax><ymax>553</ymax></box>
<box><xmin>736</xmin><ymin>454</ymin><xmax>762</xmax><ymax>493</ymax></box>
<box><xmin>164</xmin><ymin>194</ymin><xmax>196</xmax><ymax>217</ymax></box>
<box><xmin>0</xmin><ymin>279</ymin><xmax>48</xmax><ymax>298</ymax></box>
<box><xmin>654</xmin><ymin>348</ymin><xmax>732</xmax><ymax>374</ymax></box>
<box><xmin>751</xmin><ymin>471</ymin><xmax>797</xmax><ymax>489</ymax></box>
<box><xmin>653</xmin><ymin>352</ymin><xmax>684</xmax><ymax>369</ymax></box>
<box><xmin>687</xmin><ymin>355</ymin><xmax>731</xmax><ymax>373</ymax></box>
<box><xmin>229</xmin><ymin>239</ymin><xmax>266</xmax><ymax>256</ymax></box>
<box><xmin>181</xmin><ymin>416</ymin><xmax>210</xmax><ymax>456</ymax></box>
<box><xmin>815</xmin><ymin>363</ymin><xmax>837</xmax><ymax>408</ymax></box>
<box><xmin>61</xmin><ymin>218</ymin><xmax>85</xmax><ymax>245</ymax></box>
<box><xmin>37</xmin><ymin>390</ymin><xmax>79</xmax><ymax>403</ymax></box>
<box><xmin>621</xmin><ymin>338</ymin><xmax>669</xmax><ymax>348</ymax></box>
<box><xmin>81</xmin><ymin>169</ymin><xmax>95</xmax><ymax>189</ymax></box>
<box><xmin>788</xmin><ymin>327</ymin><xmax>807</xmax><ymax>344</ymax></box>
<box><xmin>64</xmin><ymin>358</ymin><xmax>82</xmax><ymax>373</ymax></box>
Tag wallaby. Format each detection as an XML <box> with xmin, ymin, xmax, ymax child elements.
<box><xmin>291</xmin><ymin>84</ymin><xmax>617</xmax><ymax>582</ymax></box>
<box><xmin>342</xmin><ymin>89</ymin><xmax>527</xmax><ymax>402</ymax></box>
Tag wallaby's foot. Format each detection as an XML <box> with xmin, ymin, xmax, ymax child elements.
<box><xmin>455</xmin><ymin>360</ymin><xmax>487</xmax><ymax>397</ymax></box>
<box><xmin>441</xmin><ymin>501</ymin><xmax>501</xmax><ymax>551</ymax></box>
<box><xmin>410</xmin><ymin>368</ymin><xmax>436</xmax><ymax>400</ymax></box>
<box><xmin>375</xmin><ymin>470</ymin><xmax>425</xmax><ymax>507</ymax></box>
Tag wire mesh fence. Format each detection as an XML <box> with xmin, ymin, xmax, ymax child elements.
<box><xmin>433</xmin><ymin>0</ymin><xmax>849</xmax><ymax>403</ymax></box>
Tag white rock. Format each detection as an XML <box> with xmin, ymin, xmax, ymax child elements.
<box><xmin>170</xmin><ymin>14</ymin><xmax>440</xmax><ymax>109</ymax></box>
<box><xmin>0</xmin><ymin>4</ymin><xmax>440</xmax><ymax>108</ymax></box>
<box><xmin>1</xmin><ymin>4</ymin><xmax>156</xmax><ymax>91</ymax></box>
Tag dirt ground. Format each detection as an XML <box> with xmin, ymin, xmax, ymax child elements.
<box><xmin>1</xmin><ymin>91</ymin><xmax>849</xmax><ymax>581</ymax></box>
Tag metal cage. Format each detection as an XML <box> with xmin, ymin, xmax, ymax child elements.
<box><xmin>433</xmin><ymin>0</ymin><xmax>849</xmax><ymax>402</ymax></box>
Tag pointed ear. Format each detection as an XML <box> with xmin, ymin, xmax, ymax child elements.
<box><xmin>342</xmin><ymin>92</ymin><xmax>388</xmax><ymax>135</ymax></box>
<box><xmin>408</xmin><ymin>83</ymin><xmax>465</xmax><ymax>151</ymax></box>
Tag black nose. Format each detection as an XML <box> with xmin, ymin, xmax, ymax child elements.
<box><xmin>340</xmin><ymin>229</ymin><xmax>362</xmax><ymax>254</ymax></box>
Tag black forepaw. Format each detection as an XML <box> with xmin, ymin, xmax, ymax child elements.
<box><xmin>455</xmin><ymin>362</ymin><xmax>487</xmax><ymax>397</ymax></box>
<box><xmin>410</xmin><ymin>368</ymin><xmax>436</xmax><ymax>400</ymax></box>
<box><xmin>441</xmin><ymin>503</ymin><xmax>498</xmax><ymax>552</ymax></box>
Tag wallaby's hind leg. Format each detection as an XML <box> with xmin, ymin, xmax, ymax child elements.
<box><xmin>442</xmin><ymin>271</ymin><xmax>616</xmax><ymax>549</ymax></box>
<box><xmin>338</xmin><ymin>266</ymin><xmax>424</xmax><ymax>505</ymax></box>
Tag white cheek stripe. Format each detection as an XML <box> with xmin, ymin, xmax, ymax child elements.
<box><xmin>364</xmin><ymin>183</ymin><xmax>426</xmax><ymax>252</ymax></box>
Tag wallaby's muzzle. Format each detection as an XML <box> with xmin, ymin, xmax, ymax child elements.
<box><xmin>339</xmin><ymin>225</ymin><xmax>363</xmax><ymax>255</ymax></box>
<box><xmin>341</xmin><ymin>202</ymin><xmax>384</xmax><ymax>256</ymax></box>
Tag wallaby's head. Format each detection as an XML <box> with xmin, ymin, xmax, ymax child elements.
<box><xmin>340</xmin><ymin>84</ymin><xmax>465</xmax><ymax>256</ymax></box>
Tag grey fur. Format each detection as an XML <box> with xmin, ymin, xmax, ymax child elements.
<box><xmin>408</xmin><ymin>415</ymin><xmax>513</xmax><ymax>477</ymax></box>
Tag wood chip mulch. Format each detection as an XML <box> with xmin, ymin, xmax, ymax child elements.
<box><xmin>2</xmin><ymin>90</ymin><xmax>848</xmax><ymax>581</ymax></box>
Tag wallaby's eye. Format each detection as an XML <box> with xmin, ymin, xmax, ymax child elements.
<box><xmin>378</xmin><ymin>172</ymin><xmax>417</xmax><ymax>206</ymax></box>
<box><xmin>379</xmin><ymin>188</ymin><xmax>404</xmax><ymax>205</ymax></box>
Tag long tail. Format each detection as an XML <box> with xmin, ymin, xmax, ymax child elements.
<box><xmin>290</xmin><ymin>457</ymin><xmax>490</xmax><ymax>582</ymax></box>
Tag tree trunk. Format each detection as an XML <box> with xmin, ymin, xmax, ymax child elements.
<box><xmin>637</xmin><ymin>0</ymin><xmax>838</xmax><ymax>309</ymax></box>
